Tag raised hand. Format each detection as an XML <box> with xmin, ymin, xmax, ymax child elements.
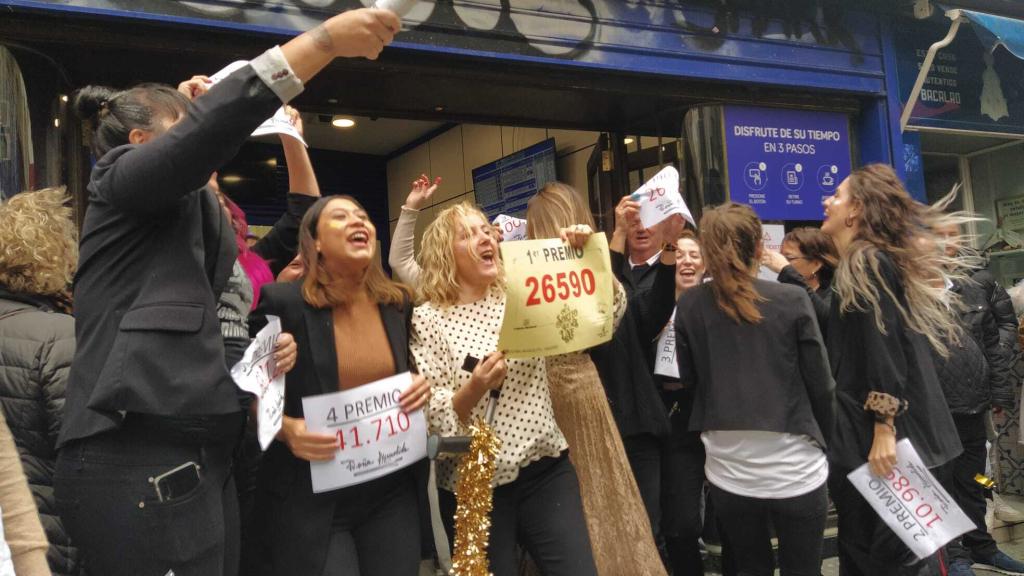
<box><xmin>177</xmin><ymin>75</ymin><xmax>211</xmax><ymax>100</ymax></box>
<box><xmin>316</xmin><ymin>8</ymin><xmax>401</xmax><ymax>61</ymax></box>
<box><xmin>560</xmin><ymin>224</ymin><xmax>594</xmax><ymax>249</ymax></box>
<box><xmin>404</xmin><ymin>174</ymin><xmax>441</xmax><ymax>210</ymax></box>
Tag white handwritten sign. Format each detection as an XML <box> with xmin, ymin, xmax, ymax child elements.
<box><xmin>630</xmin><ymin>166</ymin><xmax>694</xmax><ymax>230</ymax></box>
<box><xmin>654</xmin><ymin>310</ymin><xmax>679</xmax><ymax>379</ymax></box>
<box><xmin>848</xmin><ymin>439</ymin><xmax>974</xmax><ymax>559</ymax></box>
<box><xmin>302</xmin><ymin>372</ymin><xmax>427</xmax><ymax>493</ymax></box>
<box><xmin>493</xmin><ymin>214</ymin><xmax>528</xmax><ymax>242</ymax></box>
<box><xmin>757</xmin><ymin>224</ymin><xmax>786</xmax><ymax>282</ymax></box>
<box><xmin>208</xmin><ymin>61</ymin><xmax>308</xmax><ymax>147</ymax></box>
<box><xmin>230</xmin><ymin>316</ymin><xmax>286</xmax><ymax>451</ymax></box>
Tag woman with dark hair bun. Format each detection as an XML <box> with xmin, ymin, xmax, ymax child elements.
<box><xmin>54</xmin><ymin>9</ymin><xmax>401</xmax><ymax>575</ymax></box>
<box><xmin>674</xmin><ymin>202</ymin><xmax>834</xmax><ymax>576</ymax></box>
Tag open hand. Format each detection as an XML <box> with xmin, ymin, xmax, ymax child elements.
<box><xmin>405</xmin><ymin>174</ymin><xmax>440</xmax><ymax>210</ymax></box>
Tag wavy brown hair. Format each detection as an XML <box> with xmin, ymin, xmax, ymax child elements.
<box><xmin>832</xmin><ymin>164</ymin><xmax>972</xmax><ymax>355</ymax></box>
<box><xmin>0</xmin><ymin>187</ymin><xmax>77</xmax><ymax>298</ymax></box>
<box><xmin>299</xmin><ymin>196</ymin><xmax>408</xmax><ymax>308</ymax></box>
<box><xmin>526</xmin><ymin>182</ymin><xmax>596</xmax><ymax>240</ymax></box>
<box><xmin>699</xmin><ymin>202</ymin><xmax>765</xmax><ymax>324</ymax></box>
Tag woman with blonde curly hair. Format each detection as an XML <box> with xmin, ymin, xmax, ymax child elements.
<box><xmin>0</xmin><ymin>187</ymin><xmax>82</xmax><ymax>575</ymax></box>
<box><xmin>411</xmin><ymin>201</ymin><xmax>598</xmax><ymax>576</ymax></box>
<box><xmin>821</xmin><ymin>164</ymin><xmax>965</xmax><ymax>576</ymax></box>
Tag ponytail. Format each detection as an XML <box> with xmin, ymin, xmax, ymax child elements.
<box><xmin>73</xmin><ymin>83</ymin><xmax>189</xmax><ymax>157</ymax></box>
<box><xmin>699</xmin><ymin>203</ymin><xmax>765</xmax><ymax>324</ymax></box>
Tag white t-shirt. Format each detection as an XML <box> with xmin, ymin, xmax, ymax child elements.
<box><xmin>701</xmin><ymin>430</ymin><xmax>829</xmax><ymax>499</ymax></box>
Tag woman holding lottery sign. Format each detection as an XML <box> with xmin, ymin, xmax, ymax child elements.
<box><xmin>524</xmin><ymin>182</ymin><xmax>666</xmax><ymax>576</ymax></box>
<box><xmin>251</xmin><ymin>195</ymin><xmax>431</xmax><ymax>576</ymax></box>
<box><xmin>411</xmin><ymin>202</ymin><xmax>598</xmax><ymax>576</ymax></box>
<box><xmin>820</xmin><ymin>164</ymin><xmax>965</xmax><ymax>576</ymax></box>
<box><xmin>674</xmin><ymin>203</ymin><xmax>835</xmax><ymax>576</ymax></box>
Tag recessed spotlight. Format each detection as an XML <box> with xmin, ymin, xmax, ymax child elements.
<box><xmin>434</xmin><ymin>105</ymin><xmax>446</xmax><ymax>112</ymax></box>
<box><xmin>265</xmin><ymin>158</ymin><xmax>278</xmax><ymax>168</ymax></box>
<box><xmin>60</xmin><ymin>95</ymin><xmax>68</xmax><ymax>103</ymax></box>
<box><xmin>53</xmin><ymin>118</ymin><xmax>60</xmax><ymax>128</ymax></box>
<box><xmin>221</xmin><ymin>175</ymin><xmax>243</xmax><ymax>184</ymax></box>
<box><xmin>332</xmin><ymin>116</ymin><xmax>355</xmax><ymax>128</ymax></box>
<box><xmin>624</xmin><ymin>137</ymin><xmax>635</xmax><ymax>145</ymax></box>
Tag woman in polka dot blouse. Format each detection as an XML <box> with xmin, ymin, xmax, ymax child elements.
<box><xmin>411</xmin><ymin>202</ymin><xmax>598</xmax><ymax>576</ymax></box>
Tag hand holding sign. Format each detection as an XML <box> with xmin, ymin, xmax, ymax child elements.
<box><xmin>630</xmin><ymin>166</ymin><xmax>695</xmax><ymax>230</ymax></box>
<box><xmin>847</xmin><ymin>440</ymin><xmax>973</xmax><ymax>559</ymax></box>
<box><xmin>230</xmin><ymin>316</ymin><xmax>289</xmax><ymax>450</ymax></box>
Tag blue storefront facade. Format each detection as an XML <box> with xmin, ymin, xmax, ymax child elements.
<box><xmin>1</xmin><ymin>0</ymin><xmax>905</xmax><ymax>222</ymax></box>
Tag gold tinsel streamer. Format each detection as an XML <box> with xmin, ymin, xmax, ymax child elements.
<box><xmin>451</xmin><ymin>419</ymin><xmax>502</xmax><ymax>576</ymax></box>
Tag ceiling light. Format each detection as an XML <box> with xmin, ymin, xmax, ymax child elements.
<box><xmin>53</xmin><ymin>118</ymin><xmax>60</xmax><ymax>128</ymax></box>
<box><xmin>624</xmin><ymin>137</ymin><xmax>635</xmax><ymax>145</ymax></box>
<box><xmin>60</xmin><ymin>95</ymin><xmax>68</xmax><ymax>103</ymax></box>
<box><xmin>265</xmin><ymin>158</ymin><xmax>278</xmax><ymax>168</ymax></box>
<box><xmin>221</xmin><ymin>175</ymin><xmax>243</xmax><ymax>184</ymax></box>
<box><xmin>332</xmin><ymin>116</ymin><xmax>355</xmax><ymax>128</ymax></box>
<box><xmin>434</xmin><ymin>105</ymin><xmax>446</xmax><ymax>112</ymax></box>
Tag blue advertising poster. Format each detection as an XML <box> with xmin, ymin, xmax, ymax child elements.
<box><xmin>894</xmin><ymin>15</ymin><xmax>1024</xmax><ymax>135</ymax></box>
<box><xmin>473</xmin><ymin>138</ymin><xmax>557</xmax><ymax>219</ymax></box>
<box><xmin>724</xmin><ymin>106</ymin><xmax>852</xmax><ymax>221</ymax></box>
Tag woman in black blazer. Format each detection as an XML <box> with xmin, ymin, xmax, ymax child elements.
<box><xmin>54</xmin><ymin>10</ymin><xmax>400</xmax><ymax>575</ymax></box>
<box><xmin>253</xmin><ymin>196</ymin><xmax>429</xmax><ymax>576</ymax></box>
<box><xmin>674</xmin><ymin>203</ymin><xmax>835</xmax><ymax>576</ymax></box>
<box><xmin>820</xmin><ymin>164</ymin><xmax>963</xmax><ymax>576</ymax></box>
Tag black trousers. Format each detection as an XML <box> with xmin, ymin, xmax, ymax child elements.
<box><xmin>710</xmin><ymin>483</ymin><xmax>827</xmax><ymax>576</ymax></box>
<box><xmin>54</xmin><ymin>414</ymin><xmax>244</xmax><ymax>576</ymax></box>
<box><xmin>624</xmin><ymin>433</ymin><xmax>666</xmax><ymax>559</ymax></box>
<box><xmin>941</xmin><ymin>413</ymin><xmax>999</xmax><ymax>563</ymax></box>
<box><xmin>830</xmin><ymin>468</ymin><xmax>944</xmax><ymax>576</ymax></box>
<box><xmin>321</xmin><ymin>468</ymin><xmax>421</xmax><ymax>576</ymax></box>
<box><xmin>440</xmin><ymin>453</ymin><xmax>597</xmax><ymax>576</ymax></box>
<box><xmin>660</xmin><ymin>396</ymin><xmax>706</xmax><ymax>576</ymax></box>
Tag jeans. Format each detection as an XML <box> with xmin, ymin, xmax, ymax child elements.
<box><xmin>830</xmin><ymin>469</ymin><xmax>944</xmax><ymax>576</ymax></box>
<box><xmin>440</xmin><ymin>453</ymin><xmax>597</xmax><ymax>576</ymax></box>
<box><xmin>54</xmin><ymin>414</ymin><xmax>244</xmax><ymax>576</ymax></box>
<box><xmin>710</xmin><ymin>483</ymin><xmax>827</xmax><ymax>576</ymax></box>
<box><xmin>321</xmin><ymin>468</ymin><xmax>421</xmax><ymax>576</ymax></box>
<box><xmin>942</xmin><ymin>413</ymin><xmax>999</xmax><ymax>563</ymax></box>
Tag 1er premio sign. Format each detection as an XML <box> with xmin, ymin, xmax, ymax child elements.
<box><xmin>302</xmin><ymin>372</ymin><xmax>427</xmax><ymax>493</ymax></box>
<box><xmin>498</xmin><ymin>233</ymin><xmax>614</xmax><ymax>358</ymax></box>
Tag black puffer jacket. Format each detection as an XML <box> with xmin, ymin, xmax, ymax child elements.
<box><xmin>0</xmin><ymin>287</ymin><xmax>82</xmax><ymax>575</ymax></box>
<box><xmin>932</xmin><ymin>277</ymin><xmax>1016</xmax><ymax>414</ymax></box>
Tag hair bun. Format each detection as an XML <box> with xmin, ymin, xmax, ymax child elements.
<box><xmin>73</xmin><ymin>86</ymin><xmax>119</xmax><ymax>121</ymax></box>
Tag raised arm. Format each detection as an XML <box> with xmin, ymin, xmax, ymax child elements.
<box><xmin>388</xmin><ymin>175</ymin><xmax>439</xmax><ymax>284</ymax></box>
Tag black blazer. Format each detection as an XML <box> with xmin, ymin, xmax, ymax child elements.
<box><xmin>251</xmin><ymin>281</ymin><xmax>418</xmax><ymax>575</ymax></box>
<box><xmin>826</xmin><ymin>251</ymin><xmax>961</xmax><ymax>471</ymax></box>
<box><xmin>675</xmin><ymin>279</ymin><xmax>835</xmax><ymax>448</ymax></box>
<box><xmin>60</xmin><ymin>64</ymin><xmax>282</xmax><ymax>446</ymax></box>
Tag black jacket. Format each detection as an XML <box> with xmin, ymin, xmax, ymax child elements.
<box><xmin>674</xmin><ymin>279</ymin><xmax>835</xmax><ymax>447</ymax></box>
<box><xmin>932</xmin><ymin>277</ymin><xmax>1017</xmax><ymax>414</ymax></box>
<box><xmin>0</xmin><ymin>288</ymin><xmax>82</xmax><ymax>575</ymax></box>
<box><xmin>251</xmin><ymin>282</ymin><xmax>422</xmax><ymax>575</ymax></box>
<box><xmin>60</xmin><ymin>64</ymin><xmax>281</xmax><ymax>446</ymax></box>
<box><xmin>777</xmin><ymin>265</ymin><xmax>832</xmax><ymax>330</ymax></box>
<box><xmin>589</xmin><ymin>251</ymin><xmax>675</xmax><ymax>439</ymax></box>
<box><xmin>826</xmin><ymin>251</ymin><xmax>961</xmax><ymax>470</ymax></box>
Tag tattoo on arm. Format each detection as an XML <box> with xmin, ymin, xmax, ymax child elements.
<box><xmin>311</xmin><ymin>24</ymin><xmax>334</xmax><ymax>53</ymax></box>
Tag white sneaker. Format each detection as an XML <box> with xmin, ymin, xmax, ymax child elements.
<box><xmin>994</xmin><ymin>493</ymin><xmax>1024</xmax><ymax>524</ymax></box>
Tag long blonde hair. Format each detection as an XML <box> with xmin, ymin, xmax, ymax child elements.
<box><xmin>418</xmin><ymin>202</ymin><xmax>504</xmax><ymax>306</ymax></box>
<box><xmin>699</xmin><ymin>203</ymin><xmax>765</xmax><ymax>323</ymax></box>
<box><xmin>526</xmin><ymin>182</ymin><xmax>595</xmax><ymax>239</ymax></box>
<box><xmin>832</xmin><ymin>164</ymin><xmax>974</xmax><ymax>356</ymax></box>
<box><xmin>299</xmin><ymin>196</ymin><xmax>408</xmax><ymax>308</ymax></box>
<box><xmin>0</xmin><ymin>187</ymin><xmax>77</xmax><ymax>298</ymax></box>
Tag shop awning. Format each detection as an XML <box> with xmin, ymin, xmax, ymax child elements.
<box><xmin>900</xmin><ymin>7</ymin><xmax>1024</xmax><ymax>132</ymax></box>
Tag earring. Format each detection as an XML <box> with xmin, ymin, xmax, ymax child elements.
<box><xmin>844</xmin><ymin>215</ymin><xmax>855</xmax><ymax>228</ymax></box>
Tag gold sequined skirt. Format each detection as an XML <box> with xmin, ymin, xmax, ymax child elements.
<box><xmin>544</xmin><ymin>352</ymin><xmax>667</xmax><ymax>576</ymax></box>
